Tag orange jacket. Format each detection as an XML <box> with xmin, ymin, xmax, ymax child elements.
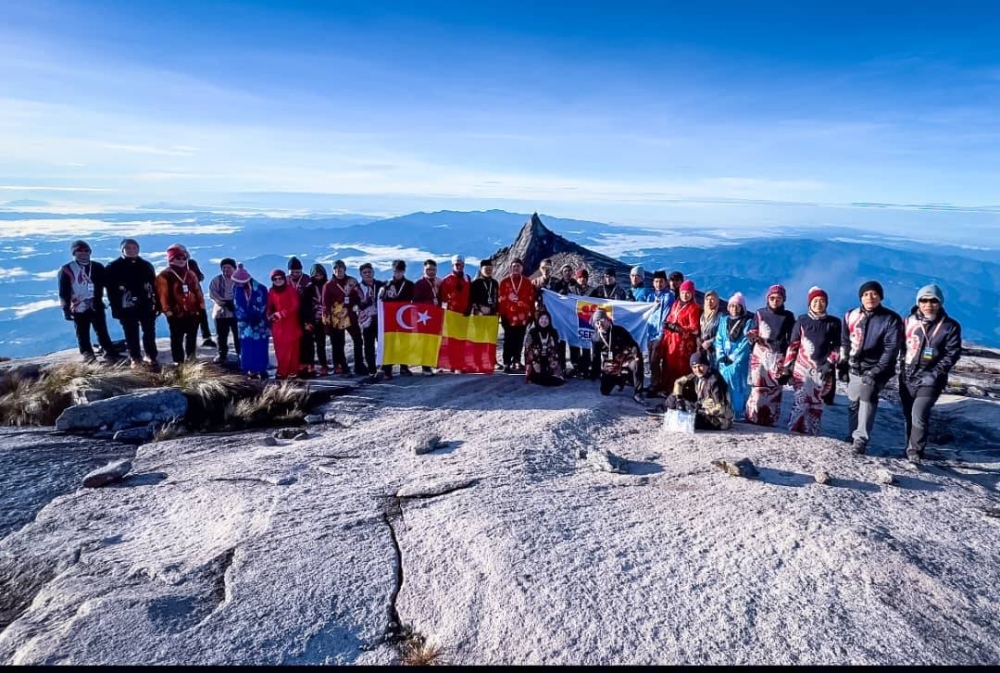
<box><xmin>156</xmin><ymin>266</ymin><xmax>204</xmax><ymax>318</ymax></box>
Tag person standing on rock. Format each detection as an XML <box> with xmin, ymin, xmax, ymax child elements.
<box><xmin>286</xmin><ymin>256</ymin><xmax>308</xmax><ymax>293</ymax></box>
<box><xmin>105</xmin><ymin>238</ymin><xmax>158</xmax><ymax>370</ymax></box>
<box><xmin>208</xmin><ymin>258</ymin><xmax>240</xmax><ymax>365</ymax></box>
<box><xmin>699</xmin><ymin>290</ymin><xmax>721</xmax><ymax>364</ymax></box>
<box><xmin>898</xmin><ymin>284</ymin><xmax>961</xmax><ymax>463</ymax></box>
<box><xmin>654</xmin><ymin>350</ymin><xmax>734</xmax><ymax>431</ymax></box>
<box><xmin>784</xmin><ymin>286</ymin><xmax>842</xmax><ymax>435</ymax></box>
<box><xmin>660</xmin><ymin>279</ymin><xmax>702</xmax><ymax>394</ymax></box>
<box><xmin>668</xmin><ymin>271</ymin><xmax>685</xmax><ymax>296</ymax></box>
<box><xmin>470</xmin><ymin>258</ymin><xmax>500</xmax><ymax>317</ymax></box>
<box><xmin>156</xmin><ymin>244</ymin><xmax>205</xmax><ymax>365</ymax></box>
<box><xmin>628</xmin><ymin>266</ymin><xmax>652</xmax><ymax>302</ymax></box>
<box><xmin>498</xmin><ymin>258</ymin><xmax>536</xmax><ymax>373</ymax></box>
<box><xmin>175</xmin><ymin>244</ymin><xmax>216</xmax><ymax>349</ymax></box>
<box><xmin>412</xmin><ymin>259</ymin><xmax>442</xmax><ymax>375</ymax></box>
<box><xmin>524</xmin><ymin>309</ymin><xmax>565</xmax><ymax>386</ymax></box>
<box><xmin>589</xmin><ymin>267</ymin><xmax>630</xmax><ymax>301</ymax></box>
<box><xmin>266</xmin><ymin>269</ymin><xmax>302</xmax><ymax>380</ymax></box>
<box><xmin>378</xmin><ymin>260</ymin><xmax>415</xmax><ymax>379</ymax></box>
<box><xmin>591</xmin><ymin>308</ymin><xmax>643</xmax><ymax>400</ymax></box>
<box><xmin>838</xmin><ymin>280</ymin><xmax>903</xmax><ymax>455</ymax></box>
<box><xmin>300</xmin><ymin>263</ymin><xmax>330</xmax><ymax>377</ymax></box>
<box><xmin>356</xmin><ymin>262</ymin><xmax>384</xmax><ymax>379</ymax></box>
<box><xmin>645</xmin><ymin>270</ymin><xmax>674</xmax><ymax>395</ymax></box>
<box><xmin>285</xmin><ymin>256</ymin><xmax>312</xmax><ymax>377</ymax></box>
<box><xmin>714</xmin><ymin>292</ymin><xmax>754</xmax><ymax>421</ymax></box>
<box><xmin>59</xmin><ymin>240</ymin><xmax>122</xmax><ymax>363</ymax></box>
<box><xmin>231</xmin><ymin>264</ymin><xmax>270</xmax><ymax>379</ymax></box>
<box><xmin>745</xmin><ymin>284</ymin><xmax>796</xmax><ymax>426</ymax></box>
<box><xmin>569</xmin><ymin>268</ymin><xmax>592</xmax><ymax>377</ymax></box>
<box><xmin>323</xmin><ymin>260</ymin><xmax>363</xmax><ymax>377</ymax></box>
<box><xmin>440</xmin><ymin>254</ymin><xmax>472</xmax><ymax>316</ymax></box>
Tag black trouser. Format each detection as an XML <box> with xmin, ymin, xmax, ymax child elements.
<box><xmin>167</xmin><ymin>315</ymin><xmax>199</xmax><ymax>364</ymax></box>
<box><xmin>72</xmin><ymin>309</ymin><xmax>117</xmax><ymax>358</ymax></box>
<box><xmin>361</xmin><ymin>323</ymin><xmax>378</xmax><ymax>374</ymax></box>
<box><xmin>900</xmin><ymin>382</ymin><xmax>939</xmax><ymax>457</ymax></box>
<box><xmin>215</xmin><ymin>317</ymin><xmax>240</xmax><ymax>357</ymax></box>
<box><xmin>570</xmin><ymin>345</ymin><xmax>591</xmax><ymax>374</ymax></box>
<box><xmin>199</xmin><ymin>309</ymin><xmax>212</xmax><ymax>340</ymax></box>
<box><xmin>329</xmin><ymin>325</ymin><xmax>362</xmax><ymax>372</ymax></box>
<box><xmin>120</xmin><ymin>313</ymin><xmax>158</xmax><ymax>362</ymax></box>
<box><xmin>502</xmin><ymin>322</ymin><xmax>527</xmax><ymax>366</ymax></box>
<box><xmin>301</xmin><ymin>322</ymin><xmax>327</xmax><ymax>368</ymax></box>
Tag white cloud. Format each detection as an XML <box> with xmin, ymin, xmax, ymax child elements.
<box><xmin>0</xmin><ymin>218</ymin><xmax>240</xmax><ymax>239</ymax></box>
<box><xmin>99</xmin><ymin>143</ymin><xmax>198</xmax><ymax>157</ymax></box>
<box><xmin>0</xmin><ymin>185</ymin><xmax>115</xmax><ymax>192</ymax></box>
<box><xmin>0</xmin><ymin>298</ymin><xmax>61</xmax><ymax>318</ymax></box>
<box><xmin>33</xmin><ymin>269</ymin><xmax>60</xmax><ymax>280</ymax></box>
<box><xmin>0</xmin><ymin>267</ymin><xmax>29</xmax><ymax>280</ymax></box>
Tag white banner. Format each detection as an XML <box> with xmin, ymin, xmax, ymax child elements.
<box><xmin>540</xmin><ymin>289</ymin><xmax>657</xmax><ymax>350</ymax></box>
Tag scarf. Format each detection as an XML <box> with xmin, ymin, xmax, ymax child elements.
<box><xmin>727</xmin><ymin>311</ymin><xmax>750</xmax><ymax>342</ymax></box>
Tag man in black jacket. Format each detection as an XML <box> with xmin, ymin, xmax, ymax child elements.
<box><xmin>58</xmin><ymin>239</ymin><xmax>122</xmax><ymax>363</ymax></box>
<box><xmin>838</xmin><ymin>280</ymin><xmax>903</xmax><ymax>455</ymax></box>
<box><xmin>898</xmin><ymin>284</ymin><xmax>962</xmax><ymax>463</ymax></box>
<box><xmin>105</xmin><ymin>238</ymin><xmax>159</xmax><ymax>369</ymax></box>
<box><xmin>377</xmin><ymin>260</ymin><xmax>415</xmax><ymax>379</ymax></box>
<box><xmin>356</xmin><ymin>262</ymin><xmax>384</xmax><ymax>379</ymax></box>
<box><xmin>589</xmin><ymin>267</ymin><xmax>630</xmax><ymax>301</ymax></box>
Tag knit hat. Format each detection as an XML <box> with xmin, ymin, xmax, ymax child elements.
<box><xmin>511</xmin><ymin>257</ymin><xmax>524</xmax><ymax>267</ymax></box>
<box><xmin>690</xmin><ymin>350</ymin><xmax>711</xmax><ymax>368</ymax></box>
<box><xmin>70</xmin><ymin>239</ymin><xmax>90</xmax><ymax>254</ymax></box>
<box><xmin>679</xmin><ymin>280</ymin><xmax>696</xmax><ymax>293</ymax></box>
<box><xmin>479</xmin><ymin>259</ymin><xmax>493</xmax><ymax>268</ymax></box>
<box><xmin>220</xmin><ymin>257</ymin><xmax>236</xmax><ymax>269</ymax></box>
<box><xmin>231</xmin><ymin>264</ymin><xmax>251</xmax><ymax>284</ymax></box>
<box><xmin>309</xmin><ymin>263</ymin><xmax>327</xmax><ymax>278</ymax></box>
<box><xmin>630</xmin><ymin>266</ymin><xmax>644</xmax><ymax>276</ymax></box>
<box><xmin>604</xmin><ymin>267</ymin><xmax>617</xmax><ymax>277</ymax></box>
<box><xmin>767</xmin><ymin>284</ymin><xmax>786</xmax><ymax>300</ymax></box>
<box><xmin>728</xmin><ymin>292</ymin><xmax>746</xmax><ymax>309</ymax></box>
<box><xmin>591</xmin><ymin>308</ymin><xmax>609</xmax><ymax>325</ymax></box>
<box><xmin>287</xmin><ymin>256</ymin><xmax>302</xmax><ymax>271</ymax></box>
<box><xmin>807</xmin><ymin>286</ymin><xmax>828</xmax><ymax>305</ymax></box>
<box><xmin>166</xmin><ymin>244</ymin><xmax>186</xmax><ymax>263</ymax></box>
<box><xmin>858</xmin><ymin>280</ymin><xmax>884</xmax><ymax>300</ymax></box>
<box><xmin>653</xmin><ymin>270</ymin><xmax>667</xmax><ymax>281</ymax></box>
<box><xmin>270</xmin><ymin>269</ymin><xmax>286</xmax><ymax>281</ymax></box>
<box><xmin>359</xmin><ymin>262</ymin><xmax>373</xmax><ymax>272</ymax></box>
<box><xmin>333</xmin><ymin>259</ymin><xmax>346</xmax><ymax>269</ymax></box>
<box><xmin>560</xmin><ymin>263</ymin><xmax>573</xmax><ymax>272</ymax></box>
<box><xmin>575</xmin><ymin>268</ymin><xmax>589</xmax><ymax>279</ymax></box>
<box><xmin>393</xmin><ymin>259</ymin><xmax>407</xmax><ymax>271</ymax></box>
<box><xmin>120</xmin><ymin>237</ymin><xmax>139</xmax><ymax>252</ymax></box>
<box><xmin>916</xmin><ymin>283</ymin><xmax>944</xmax><ymax>305</ymax></box>
<box><xmin>451</xmin><ymin>254</ymin><xmax>465</xmax><ymax>264</ymax></box>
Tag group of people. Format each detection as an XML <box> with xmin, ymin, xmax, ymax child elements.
<box><xmin>58</xmin><ymin>239</ymin><xmax>962</xmax><ymax>462</ymax></box>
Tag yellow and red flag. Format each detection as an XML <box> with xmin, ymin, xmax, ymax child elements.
<box><xmin>377</xmin><ymin>302</ymin><xmax>499</xmax><ymax>373</ymax></box>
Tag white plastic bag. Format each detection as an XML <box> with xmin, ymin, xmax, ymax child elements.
<box><xmin>663</xmin><ymin>409</ymin><xmax>696</xmax><ymax>434</ymax></box>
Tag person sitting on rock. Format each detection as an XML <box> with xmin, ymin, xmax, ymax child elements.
<box><xmin>654</xmin><ymin>350</ymin><xmax>734</xmax><ymax>431</ymax></box>
<box><xmin>591</xmin><ymin>309</ymin><xmax>643</xmax><ymax>401</ymax></box>
<box><xmin>524</xmin><ymin>310</ymin><xmax>565</xmax><ymax>386</ymax></box>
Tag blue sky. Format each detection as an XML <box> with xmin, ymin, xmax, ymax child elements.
<box><xmin>1</xmin><ymin>1</ymin><xmax>998</xmax><ymax>237</ymax></box>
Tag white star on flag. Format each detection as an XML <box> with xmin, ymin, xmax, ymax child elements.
<box><xmin>416</xmin><ymin>310</ymin><xmax>432</xmax><ymax>325</ymax></box>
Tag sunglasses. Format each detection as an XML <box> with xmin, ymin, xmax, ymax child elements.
<box><xmin>918</xmin><ymin>297</ymin><xmax>940</xmax><ymax>304</ymax></box>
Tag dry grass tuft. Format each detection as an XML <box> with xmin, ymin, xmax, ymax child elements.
<box><xmin>152</xmin><ymin>418</ymin><xmax>187</xmax><ymax>442</ymax></box>
<box><xmin>228</xmin><ymin>382</ymin><xmax>311</xmax><ymax>428</ymax></box>
<box><xmin>400</xmin><ymin>633</ymin><xmax>446</xmax><ymax>666</ymax></box>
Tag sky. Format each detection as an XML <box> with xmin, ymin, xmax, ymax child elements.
<box><xmin>1</xmin><ymin>0</ymin><xmax>999</xmax><ymax>237</ymax></box>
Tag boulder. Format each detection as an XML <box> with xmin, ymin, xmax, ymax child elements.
<box><xmin>711</xmin><ymin>458</ymin><xmax>759</xmax><ymax>479</ymax></box>
<box><xmin>876</xmin><ymin>469</ymin><xmax>896</xmax><ymax>486</ymax></box>
<box><xmin>112</xmin><ymin>425</ymin><xmax>155</xmax><ymax>445</ymax></box>
<box><xmin>303</xmin><ymin>414</ymin><xmax>324</xmax><ymax>425</ymax></box>
<box><xmin>274</xmin><ymin>428</ymin><xmax>302</xmax><ymax>440</ymax></box>
<box><xmin>814</xmin><ymin>471</ymin><xmax>832</xmax><ymax>485</ymax></box>
<box><xmin>586</xmin><ymin>447</ymin><xmax>628</xmax><ymax>474</ymax></box>
<box><xmin>407</xmin><ymin>433</ymin><xmax>443</xmax><ymax>455</ymax></box>
<box><xmin>55</xmin><ymin>389</ymin><xmax>187</xmax><ymax>433</ymax></box>
<box><xmin>292</xmin><ymin>432</ymin><xmax>310</xmax><ymax>441</ymax></box>
<box><xmin>262</xmin><ymin>436</ymin><xmax>278</xmax><ymax>447</ymax></box>
<box><xmin>82</xmin><ymin>459</ymin><xmax>132</xmax><ymax>488</ymax></box>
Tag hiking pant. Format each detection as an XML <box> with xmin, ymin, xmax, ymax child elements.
<box><xmin>847</xmin><ymin>372</ymin><xmax>883</xmax><ymax>444</ymax></box>
<box><xmin>72</xmin><ymin>309</ymin><xmax>117</xmax><ymax>358</ymax></box>
<box><xmin>120</xmin><ymin>313</ymin><xmax>158</xmax><ymax>362</ymax></box>
<box><xmin>900</xmin><ymin>382</ymin><xmax>939</xmax><ymax>457</ymax></box>
<box><xmin>199</xmin><ymin>309</ymin><xmax>212</xmax><ymax>340</ymax></box>
<box><xmin>215</xmin><ymin>317</ymin><xmax>240</xmax><ymax>358</ymax></box>
<box><xmin>167</xmin><ymin>315</ymin><xmax>199</xmax><ymax>364</ymax></box>
<box><xmin>361</xmin><ymin>323</ymin><xmax>378</xmax><ymax>373</ymax></box>
<box><xmin>301</xmin><ymin>322</ymin><xmax>326</xmax><ymax>368</ymax></box>
<box><xmin>329</xmin><ymin>325</ymin><xmax>363</xmax><ymax>372</ymax></box>
<box><xmin>502</xmin><ymin>324</ymin><xmax>527</xmax><ymax>366</ymax></box>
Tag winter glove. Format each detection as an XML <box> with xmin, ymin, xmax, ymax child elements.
<box><xmin>663</xmin><ymin>322</ymin><xmax>679</xmax><ymax>333</ymax></box>
<box><xmin>777</xmin><ymin>368</ymin><xmax>792</xmax><ymax>386</ymax></box>
<box><xmin>63</xmin><ymin>310</ymin><xmax>74</xmax><ymax>322</ymax></box>
<box><xmin>861</xmin><ymin>372</ymin><xmax>876</xmax><ymax>387</ymax></box>
<box><xmin>816</xmin><ymin>361</ymin><xmax>833</xmax><ymax>377</ymax></box>
<box><xmin>718</xmin><ymin>356</ymin><xmax>731</xmax><ymax>366</ymax></box>
<box><xmin>836</xmin><ymin>360</ymin><xmax>850</xmax><ymax>383</ymax></box>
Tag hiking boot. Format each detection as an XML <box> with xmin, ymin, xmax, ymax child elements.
<box><xmin>355</xmin><ymin>364</ymin><xmax>369</xmax><ymax>376</ymax></box>
<box><xmin>421</xmin><ymin>366</ymin><xmax>435</xmax><ymax>376</ymax></box>
<box><xmin>504</xmin><ymin>364</ymin><xmax>514</xmax><ymax>374</ymax></box>
<box><xmin>202</xmin><ymin>338</ymin><xmax>217</xmax><ymax>348</ymax></box>
<box><xmin>212</xmin><ymin>354</ymin><xmax>226</xmax><ymax>364</ymax></box>
<box><xmin>906</xmin><ymin>448</ymin><xmax>922</xmax><ymax>465</ymax></box>
<box><xmin>852</xmin><ymin>438</ymin><xmax>868</xmax><ymax>455</ymax></box>
<box><xmin>400</xmin><ymin>366</ymin><xmax>413</xmax><ymax>377</ymax></box>
<box><xmin>320</xmin><ymin>366</ymin><xmax>330</xmax><ymax>377</ymax></box>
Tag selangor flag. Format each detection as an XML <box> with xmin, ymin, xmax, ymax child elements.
<box><xmin>437</xmin><ymin>311</ymin><xmax>499</xmax><ymax>374</ymax></box>
<box><xmin>377</xmin><ymin>302</ymin><xmax>445</xmax><ymax>367</ymax></box>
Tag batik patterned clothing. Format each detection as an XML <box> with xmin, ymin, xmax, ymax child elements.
<box><xmin>744</xmin><ymin>305</ymin><xmax>795</xmax><ymax>426</ymax></box>
<box><xmin>234</xmin><ymin>280</ymin><xmax>270</xmax><ymax>374</ymax></box>
<box><xmin>784</xmin><ymin>313</ymin><xmax>842</xmax><ymax>435</ymax></box>
<box><xmin>524</xmin><ymin>326</ymin><xmax>564</xmax><ymax>386</ymax></box>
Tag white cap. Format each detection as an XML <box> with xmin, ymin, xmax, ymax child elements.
<box><xmin>451</xmin><ymin>254</ymin><xmax>465</xmax><ymax>264</ymax></box>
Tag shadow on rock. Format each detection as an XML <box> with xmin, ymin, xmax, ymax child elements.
<box><xmin>117</xmin><ymin>472</ymin><xmax>169</xmax><ymax>488</ymax></box>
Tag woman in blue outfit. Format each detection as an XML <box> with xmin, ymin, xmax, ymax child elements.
<box><xmin>714</xmin><ymin>292</ymin><xmax>754</xmax><ymax>421</ymax></box>
<box><xmin>231</xmin><ymin>264</ymin><xmax>271</xmax><ymax>379</ymax></box>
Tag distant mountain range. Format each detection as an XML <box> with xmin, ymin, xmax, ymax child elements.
<box><xmin>1</xmin><ymin>208</ymin><xmax>998</xmax><ymax>358</ymax></box>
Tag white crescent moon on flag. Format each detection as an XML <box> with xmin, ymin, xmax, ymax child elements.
<box><xmin>396</xmin><ymin>304</ymin><xmax>416</xmax><ymax>330</ymax></box>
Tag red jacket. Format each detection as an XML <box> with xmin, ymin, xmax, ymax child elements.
<box><xmin>156</xmin><ymin>266</ymin><xmax>204</xmax><ymax>318</ymax></box>
<box><xmin>439</xmin><ymin>272</ymin><xmax>471</xmax><ymax>314</ymax></box>
<box><xmin>267</xmin><ymin>285</ymin><xmax>302</xmax><ymax>343</ymax></box>
<box><xmin>662</xmin><ymin>300</ymin><xmax>702</xmax><ymax>358</ymax></box>
<box><xmin>413</xmin><ymin>276</ymin><xmax>441</xmax><ymax>305</ymax></box>
<box><xmin>322</xmin><ymin>276</ymin><xmax>361</xmax><ymax>331</ymax></box>
<box><xmin>498</xmin><ymin>274</ymin><xmax>535</xmax><ymax>327</ymax></box>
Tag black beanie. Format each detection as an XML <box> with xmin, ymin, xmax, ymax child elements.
<box><xmin>652</xmin><ymin>270</ymin><xmax>667</xmax><ymax>281</ymax></box>
<box><xmin>220</xmin><ymin>257</ymin><xmax>236</xmax><ymax>269</ymax></box>
<box><xmin>287</xmin><ymin>256</ymin><xmax>303</xmax><ymax>271</ymax></box>
<box><xmin>690</xmin><ymin>350</ymin><xmax>711</xmax><ymax>368</ymax></box>
<box><xmin>858</xmin><ymin>280</ymin><xmax>884</xmax><ymax>300</ymax></box>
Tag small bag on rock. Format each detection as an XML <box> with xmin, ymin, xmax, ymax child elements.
<box><xmin>663</xmin><ymin>408</ymin><xmax>696</xmax><ymax>434</ymax></box>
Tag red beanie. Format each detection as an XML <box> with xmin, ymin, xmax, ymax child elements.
<box><xmin>807</xmin><ymin>286</ymin><xmax>828</xmax><ymax>305</ymax></box>
<box><xmin>166</xmin><ymin>245</ymin><xmax>186</xmax><ymax>263</ymax></box>
<box><xmin>767</xmin><ymin>284</ymin><xmax>786</xmax><ymax>300</ymax></box>
<box><xmin>679</xmin><ymin>280</ymin><xmax>695</xmax><ymax>293</ymax></box>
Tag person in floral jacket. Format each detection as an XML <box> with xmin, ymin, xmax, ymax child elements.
<box><xmin>322</xmin><ymin>259</ymin><xmax>363</xmax><ymax>377</ymax></box>
<box><xmin>231</xmin><ymin>264</ymin><xmax>270</xmax><ymax>379</ymax></box>
<box><xmin>498</xmin><ymin>257</ymin><xmax>535</xmax><ymax>373</ymax></box>
<box><xmin>524</xmin><ymin>310</ymin><xmax>565</xmax><ymax>386</ymax></box>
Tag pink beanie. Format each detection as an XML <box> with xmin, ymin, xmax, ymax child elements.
<box><xmin>728</xmin><ymin>292</ymin><xmax>746</xmax><ymax>308</ymax></box>
<box><xmin>679</xmin><ymin>280</ymin><xmax>696</xmax><ymax>293</ymax></box>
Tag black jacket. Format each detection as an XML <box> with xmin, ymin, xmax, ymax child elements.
<box><xmin>469</xmin><ymin>277</ymin><xmax>500</xmax><ymax>315</ymax></box>
<box><xmin>899</xmin><ymin>307</ymin><xmax>962</xmax><ymax>391</ymax></box>
<box><xmin>841</xmin><ymin>304</ymin><xmax>903</xmax><ymax>381</ymax></box>
<box><xmin>752</xmin><ymin>305</ymin><xmax>796</xmax><ymax>354</ymax></box>
<box><xmin>589</xmin><ymin>283</ymin><xmax>630</xmax><ymax>301</ymax></box>
<box><xmin>105</xmin><ymin>255</ymin><xmax>158</xmax><ymax>318</ymax></box>
<box><xmin>58</xmin><ymin>260</ymin><xmax>108</xmax><ymax>317</ymax></box>
<box><xmin>379</xmin><ymin>277</ymin><xmax>415</xmax><ymax>302</ymax></box>
<box><xmin>788</xmin><ymin>313</ymin><xmax>842</xmax><ymax>367</ymax></box>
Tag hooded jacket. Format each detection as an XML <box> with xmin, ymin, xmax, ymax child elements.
<box><xmin>899</xmin><ymin>306</ymin><xmax>961</xmax><ymax>391</ymax></box>
<box><xmin>841</xmin><ymin>304</ymin><xmax>903</xmax><ymax>381</ymax></box>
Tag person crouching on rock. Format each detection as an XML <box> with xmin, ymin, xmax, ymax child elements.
<box><xmin>655</xmin><ymin>350</ymin><xmax>734</xmax><ymax>431</ymax></box>
<box><xmin>267</xmin><ymin>269</ymin><xmax>302</xmax><ymax>380</ymax></box>
<box><xmin>156</xmin><ymin>244</ymin><xmax>205</xmax><ymax>365</ymax></box>
<box><xmin>231</xmin><ymin>264</ymin><xmax>270</xmax><ymax>380</ymax></box>
<box><xmin>524</xmin><ymin>310</ymin><xmax>565</xmax><ymax>386</ymax></box>
<box><xmin>898</xmin><ymin>284</ymin><xmax>962</xmax><ymax>464</ymax></box>
<box><xmin>592</xmin><ymin>309</ymin><xmax>644</xmax><ymax>401</ymax></box>
<box><xmin>784</xmin><ymin>286</ymin><xmax>842</xmax><ymax>436</ymax></box>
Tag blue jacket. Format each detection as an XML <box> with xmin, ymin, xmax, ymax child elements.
<box><xmin>645</xmin><ymin>290</ymin><xmax>674</xmax><ymax>339</ymax></box>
